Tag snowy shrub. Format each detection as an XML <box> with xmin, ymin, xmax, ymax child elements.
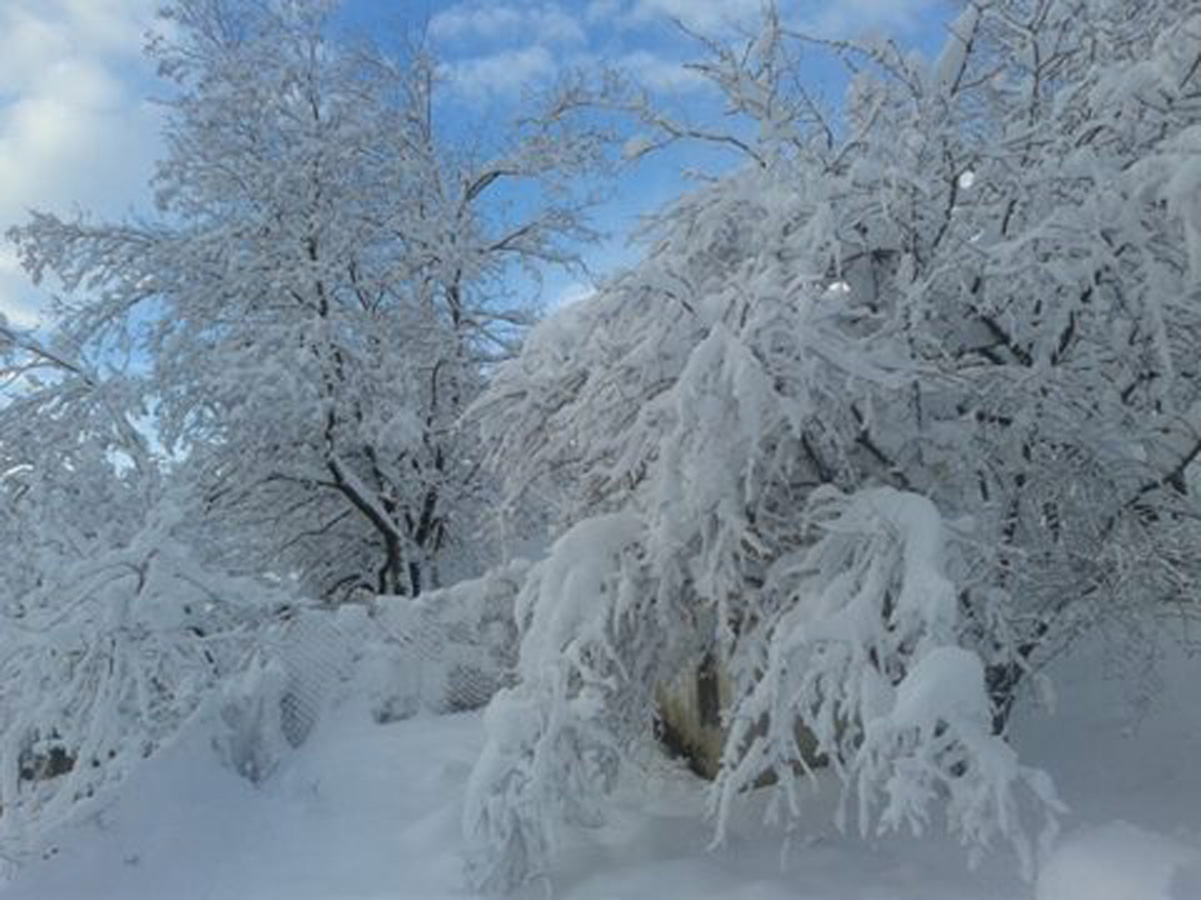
<box><xmin>0</xmin><ymin>502</ymin><xmax>282</xmax><ymax>861</ymax></box>
<box><xmin>712</xmin><ymin>488</ymin><xmax>1061</xmax><ymax>874</ymax></box>
<box><xmin>212</xmin><ymin>655</ymin><xmax>294</xmax><ymax>785</ymax></box>
<box><xmin>463</xmin><ymin>516</ymin><xmax>651</xmax><ymax>893</ymax></box>
<box><xmin>465</xmin><ymin>491</ymin><xmax>1062</xmax><ymax>890</ymax></box>
<box><xmin>465</xmin><ymin>0</ymin><xmax>1201</xmax><ymax>890</ymax></box>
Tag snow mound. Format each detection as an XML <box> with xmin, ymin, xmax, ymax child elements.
<box><xmin>1036</xmin><ymin>822</ymin><xmax>1201</xmax><ymax>900</ymax></box>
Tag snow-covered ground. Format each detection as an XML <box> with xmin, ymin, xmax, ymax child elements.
<box><xmin>3</xmin><ymin>639</ymin><xmax>1199</xmax><ymax>900</ymax></box>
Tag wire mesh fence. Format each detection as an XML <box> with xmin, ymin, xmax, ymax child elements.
<box><xmin>217</xmin><ymin>559</ymin><xmax>530</xmax><ymax>779</ymax></box>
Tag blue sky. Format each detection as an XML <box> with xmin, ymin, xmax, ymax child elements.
<box><xmin>0</xmin><ymin>0</ymin><xmax>953</xmax><ymax>325</ymax></box>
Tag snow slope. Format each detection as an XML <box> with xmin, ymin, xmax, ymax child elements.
<box><xmin>2</xmin><ymin>641</ymin><xmax>1198</xmax><ymax>900</ymax></box>
<box><xmin>1015</xmin><ymin>639</ymin><xmax>1201</xmax><ymax>900</ymax></box>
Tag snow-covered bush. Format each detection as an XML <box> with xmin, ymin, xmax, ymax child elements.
<box><xmin>1</xmin><ymin>307</ymin><xmax>284</xmax><ymax>859</ymax></box>
<box><xmin>713</xmin><ymin>487</ymin><xmax>1060</xmax><ymax>872</ymax></box>
<box><xmin>463</xmin><ymin>516</ymin><xmax>650</xmax><ymax>893</ymax></box>
<box><xmin>465</xmin><ymin>489</ymin><xmax>1062</xmax><ymax>890</ymax></box>
<box><xmin>465</xmin><ymin>0</ymin><xmax>1201</xmax><ymax>890</ymax></box>
<box><xmin>213</xmin><ymin>655</ymin><xmax>294</xmax><ymax>785</ymax></box>
<box><xmin>0</xmin><ymin>501</ymin><xmax>283</xmax><ymax>861</ymax></box>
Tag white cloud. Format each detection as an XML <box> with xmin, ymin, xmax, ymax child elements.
<box><xmin>444</xmin><ymin>45</ymin><xmax>559</xmax><ymax>102</ymax></box>
<box><xmin>800</xmin><ymin>0</ymin><xmax>946</xmax><ymax>38</ymax></box>
<box><xmin>0</xmin><ymin>0</ymin><xmax>162</xmax><ymax>326</ymax></box>
<box><xmin>430</xmin><ymin>2</ymin><xmax>586</xmax><ymax>47</ymax></box>
<box><xmin>429</xmin><ymin>1</ymin><xmax>592</xmax><ymax>103</ymax></box>
<box><xmin>616</xmin><ymin>50</ymin><xmax>710</xmax><ymax>94</ymax></box>
<box><xmin>0</xmin><ymin>247</ymin><xmax>39</xmax><ymax>328</ymax></box>
<box><xmin>599</xmin><ymin>0</ymin><xmax>943</xmax><ymax>38</ymax></box>
<box><xmin>430</xmin><ymin>4</ymin><xmax>524</xmax><ymax>42</ymax></box>
<box><xmin>628</xmin><ymin>0</ymin><xmax>764</xmax><ymax>32</ymax></box>
<box><xmin>585</xmin><ymin>0</ymin><xmax>625</xmax><ymax>25</ymax></box>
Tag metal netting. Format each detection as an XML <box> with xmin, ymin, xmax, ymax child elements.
<box><xmin>260</xmin><ymin>560</ymin><xmax>529</xmax><ymax>749</ymax></box>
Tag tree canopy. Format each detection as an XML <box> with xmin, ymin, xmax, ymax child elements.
<box><xmin>463</xmin><ymin>0</ymin><xmax>1201</xmax><ymax>890</ymax></box>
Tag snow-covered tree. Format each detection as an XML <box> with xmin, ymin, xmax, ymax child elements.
<box><xmin>0</xmin><ymin>0</ymin><xmax>610</xmax><ymax>866</ymax></box>
<box><xmin>7</xmin><ymin>0</ymin><xmax>609</xmax><ymax>602</ymax></box>
<box><xmin>0</xmin><ymin>315</ymin><xmax>155</xmax><ymax>613</ymax></box>
<box><xmin>464</xmin><ymin>1</ymin><xmax>1201</xmax><ymax>890</ymax></box>
<box><xmin>0</xmin><ymin>318</ymin><xmax>279</xmax><ymax>862</ymax></box>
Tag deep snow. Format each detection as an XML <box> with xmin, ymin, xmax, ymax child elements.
<box><xmin>2</xmin><ymin>638</ymin><xmax>1198</xmax><ymax>900</ymax></box>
